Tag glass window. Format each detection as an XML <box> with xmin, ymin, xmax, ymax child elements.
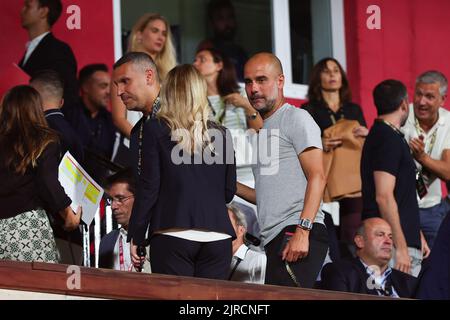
<box><xmin>120</xmin><ymin>0</ymin><xmax>272</xmax><ymax>81</ymax></box>
<box><xmin>289</xmin><ymin>0</ymin><xmax>333</xmax><ymax>84</ymax></box>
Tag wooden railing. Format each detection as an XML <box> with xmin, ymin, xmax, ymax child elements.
<box><xmin>0</xmin><ymin>260</ymin><xmax>390</xmax><ymax>300</ymax></box>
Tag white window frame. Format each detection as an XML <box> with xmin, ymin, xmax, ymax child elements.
<box><xmin>271</xmin><ymin>0</ymin><xmax>347</xmax><ymax>100</ymax></box>
<box><xmin>113</xmin><ymin>0</ymin><xmax>123</xmax><ymax>62</ymax></box>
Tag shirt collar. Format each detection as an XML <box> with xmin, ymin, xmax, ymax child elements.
<box><xmin>407</xmin><ymin>104</ymin><xmax>447</xmax><ymax>129</ymax></box>
<box><xmin>359</xmin><ymin>258</ymin><xmax>392</xmax><ymax>280</ymax></box>
<box><xmin>119</xmin><ymin>228</ymin><xmax>128</xmax><ymax>238</ymax></box>
<box><xmin>26</xmin><ymin>31</ymin><xmax>50</xmax><ymax>49</ymax></box>
<box><xmin>234</xmin><ymin>244</ymin><xmax>249</xmax><ymax>260</ymax></box>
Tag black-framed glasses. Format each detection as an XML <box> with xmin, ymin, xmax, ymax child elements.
<box><xmin>105</xmin><ymin>195</ymin><xmax>134</xmax><ymax>206</ymax></box>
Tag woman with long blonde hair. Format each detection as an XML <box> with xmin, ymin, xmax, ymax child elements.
<box><xmin>112</xmin><ymin>13</ymin><xmax>177</xmax><ymax>139</ymax></box>
<box><xmin>0</xmin><ymin>85</ymin><xmax>81</xmax><ymax>263</ymax></box>
<box><xmin>128</xmin><ymin>65</ymin><xmax>236</xmax><ymax>280</ymax></box>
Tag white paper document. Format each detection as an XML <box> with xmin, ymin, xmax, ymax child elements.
<box><xmin>58</xmin><ymin>152</ymin><xmax>104</xmax><ymax>226</ymax></box>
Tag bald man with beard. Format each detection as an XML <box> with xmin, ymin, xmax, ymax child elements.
<box><xmin>236</xmin><ymin>53</ymin><xmax>329</xmax><ymax>288</ymax></box>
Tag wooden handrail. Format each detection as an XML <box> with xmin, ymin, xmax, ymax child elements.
<box><xmin>0</xmin><ymin>260</ymin><xmax>390</xmax><ymax>300</ymax></box>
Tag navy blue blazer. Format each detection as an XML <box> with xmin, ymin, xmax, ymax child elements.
<box><xmin>128</xmin><ymin>119</ymin><xmax>237</xmax><ymax>245</ymax></box>
<box><xmin>44</xmin><ymin>109</ymin><xmax>84</xmax><ymax>162</ymax></box>
<box><xmin>320</xmin><ymin>258</ymin><xmax>418</xmax><ymax>298</ymax></box>
<box><xmin>98</xmin><ymin>229</ymin><xmax>120</xmax><ymax>269</ymax></box>
<box><xmin>19</xmin><ymin>33</ymin><xmax>78</xmax><ymax>108</ymax></box>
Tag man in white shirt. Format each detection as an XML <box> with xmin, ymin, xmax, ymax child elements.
<box><xmin>401</xmin><ymin>71</ymin><xmax>450</xmax><ymax>248</ymax></box>
<box><xmin>227</xmin><ymin>203</ymin><xmax>266</xmax><ymax>284</ymax></box>
<box><xmin>98</xmin><ymin>169</ymin><xmax>150</xmax><ymax>272</ymax></box>
<box><xmin>20</xmin><ymin>0</ymin><xmax>78</xmax><ymax>107</ymax></box>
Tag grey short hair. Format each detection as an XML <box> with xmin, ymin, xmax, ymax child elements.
<box><xmin>227</xmin><ymin>203</ymin><xmax>247</xmax><ymax>230</ymax></box>
<box><xmin>113</xmin><ymin>52</ymin><xmax>159</xmax><ymax>80</ymax></box>
<box><xmin>416</xmin><ymin>70</ymin><xmax>448</xmax><ymax>96</ymax></box>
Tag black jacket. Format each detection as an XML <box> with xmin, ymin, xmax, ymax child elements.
<box><xmin>19</xmin><ymin>32</ymin><xmax>78</xmax><ymax>108</ymax></box>
<box><xmin>98</xmin><ymin>229</ymin><xmax>120</xmax><ymax>269</ymax></box>
<box><xmin>128</xmin><ymin>119</ymin><xmax>237</xmax><ymax>245</ymax></box>
<box><xmin>320</xmin><ymin>257</ymin><xmax>418</xmax><ymax>298</ymax></box>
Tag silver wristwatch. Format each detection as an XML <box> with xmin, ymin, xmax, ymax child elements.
<box><xmin>297</xmin><ymin>218</ymin><xmax>313</xmax><ymax>231</ymax></box>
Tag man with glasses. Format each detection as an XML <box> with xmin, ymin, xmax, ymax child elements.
<box><xmin>99</xmin><ymin>169</ymin><xmax>150</xmax><ymax>272</ymax></box>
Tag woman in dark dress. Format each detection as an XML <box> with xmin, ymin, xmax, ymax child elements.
<box><xmin>302</xmin><ymin>58</ymin><xmax>368</xmax><ymax>251</ymax></box>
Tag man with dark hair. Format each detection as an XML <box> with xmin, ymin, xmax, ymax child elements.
<box><xmin>67</xmin><ymin>64</ymin><xmax>116</xmax><ymax>185</ymax></box>
<box><xmin>29</xmin><ymin>70</ymin><xmax>84</xmax><ymax>162</ymax></box>
<box><xmin>321</xmin><ymin>218</ymin><xmax>418</xmax><ymax>298</ymax></box>
<box><xmin>401</xmin><ymin>71</ymin><xmax>450</xmax><ymax>249</ymax></box>
<box><xmin>361</xmin><ymin>79</ymin><xmax>428</xmax><ymax>278</ymax></box>
<box><xmin>20</xmin><ymin>0</ymin><xmax>78</xmax><ymax>108</ymax></box>
<box><xmin>99</xmin><ymin>169</ymin><xmax>150</xmax><ymax>272</ymax></box>
<box><xmin>198</xmin><ymin>0</ymin><xmax>248</xmax><ymax>81</ymax></box>
<box><xmin>112</xmin><ymin>52</ymin><xmax>161</xmax><ymax>180</ymax></box>
<box><xmin>30</xmin><ymin>71</ymin><xmax>84</xmax><ymax>266</ymax></box>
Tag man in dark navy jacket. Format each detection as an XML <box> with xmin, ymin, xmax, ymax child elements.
<box><xmin>30</xmin><ymin>70</ymin><xmax>84</xmax><ymax>162</ymax></box>
<box><xmin>29</xmin><ymin>70</ymin><xmax>84</xmax><ymax>265</ymax></box>
<box><xmin>20</xmin><ymin>0</ymin><xmax>78</xmax><ymax>109</ymax></box>
<box><xmin>321</xmin><ymin>218</ymin><xmax>418</xmax><ymax>298</ymax></box>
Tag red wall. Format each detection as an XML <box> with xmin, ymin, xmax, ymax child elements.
<box><xmin>345</xmin><ymin>0</ymin><xmax>450</xmax><ymax>127</ymax></box>
<box><xmin>345</xmin><ymin>0</ymin><xmax>450</xmax><ymax>196</ymax></box>
<box><xmin>0</xmin><ymin>0</ymin><xmax>115</xmax><ymax>97</ymax></box>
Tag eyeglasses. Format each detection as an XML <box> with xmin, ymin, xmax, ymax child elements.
<box><xmin>105</xmin><ymin>195</ymin><xmax>134</xmax><ymax>206</ymax></box>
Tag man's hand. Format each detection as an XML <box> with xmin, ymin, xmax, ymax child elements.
<box><xmin>63</xmin><ymin>206</ymin><xmax>82</xmax><ymax>231</ymax></box>
<box><xmin>395</xmin><ymin>247</ymin><xmax>412</xmax><ymax>274</ymax></box>
<box><xmin>130</xmin><ymin>239</ymin><xmax>146</xmax><ymax>269</ymax></box>
<box><xmin>322</xmin><ymin>136</ymin><xmax>342</xmax><ymax>152</ymax></box>
<box><xmin>420</xmin><ymin>231</ymin><xmax>431</xmax><ymax>259</ymax></box>
<box><xmin>352</xmin><ymin>126</ymin><xmax>369</xmax><ymax>138</ymax></box>
<box><xmin>282</xmin><ymin>228</ymin><xmax>310</xmax><ymax>263</ymax></box>
<box><xmin>409</xmin><ymin>137</ymin><xmax>427</xmax><ymax>162</ymax></box>
<box><xmin>224</xmin><ymin>93</ymin><xmax>248</xmax><ymax>108</ymax></box>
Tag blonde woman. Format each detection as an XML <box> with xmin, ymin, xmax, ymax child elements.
<box><xmin>0</xmin><ymin>85</ymin><xmax>81</xmax><ymax>263</ymax></box>
<box><xmin>129</xmin><ymin>65</ymin><xmax>236</xmax><ymax>280</ymax></box>
<box><xmin>112</xmin><ymin>13</ymin><xmax>177</xmax><ymax>139</ymax></box>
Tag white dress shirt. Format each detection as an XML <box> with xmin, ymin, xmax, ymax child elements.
<box><xmin>113</xmin><ymin>228</ymin><xmax>133</xmax><ymax>271</ymax></box>
<box><xmin>22</xmin><ymin>31</ymin><xmax>50</xmax><ymax>66</ymax></box>
<box><xmin>229</xmin><ymin>244</ymin><xmax>267</xmax><ymax>284</ymax></box>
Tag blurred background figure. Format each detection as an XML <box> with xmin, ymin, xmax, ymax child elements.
<box><xmin>29</xmin><ymin>70</ymin><xmax>84</xmax><ymax>162</ymax></box>
<box><xmin>67</xmin><ymin>64</ymin><xmax>116</xmax><ymax>186</ymax></box>
<box><xmin>19</xmin><ymin>0</ymin><xmax>78</xmax><ymax>109</ymax></box>
<box><xmin>302</xmin><ymin>58</ymin><xmax>368</xmax><ymax>256</ymax></box>
<box><xmin>0</xmin><ymin>85</ymin><xmax>80</xmax><ymax>263</ymax></box>
<box><xmin>198</xmin><ymin>0</ymin><xmax>248</xmax><ymax>81</ymax></box>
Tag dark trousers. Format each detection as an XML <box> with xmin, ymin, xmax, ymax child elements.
<box><xmin>150</xmin><ymin>234</ymin><xmax>232</xmax><ymax>280</ymax></box>
<box><xmin>265</xmin><ymin>223</ymin><xmax>329</xmax><ymax>288</ymax></box>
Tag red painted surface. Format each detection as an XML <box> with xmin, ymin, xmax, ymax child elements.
<box><xmin>0</xmin><ymin>0</ymin><xmax>115</xmax><ymax>97</ymax></box>
<box><xmin>344</xmin><ymin>0</ymin><xmax>450</xmax><ymax>128</ymax></box>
